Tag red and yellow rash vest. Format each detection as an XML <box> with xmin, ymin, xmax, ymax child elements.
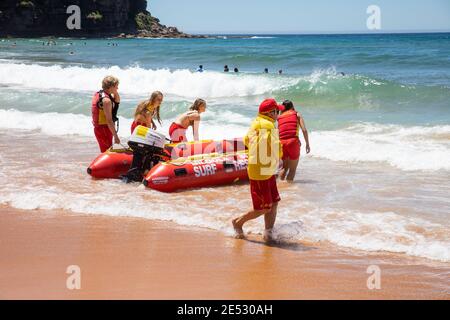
<box><xmin>91</xmin><ymin>91</ymin><xmax>119</xmax><ymax>127</ymax></box>
<box><xmin>278</xmin><ymin>109</ymin><xmax>299</xmax><ymax>140</ymax></box>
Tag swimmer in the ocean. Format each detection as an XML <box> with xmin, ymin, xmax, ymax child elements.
<box><xmin>234</xmin><ymin>67</ymin><xmax>239</xmax><ymax>73</ymax></box>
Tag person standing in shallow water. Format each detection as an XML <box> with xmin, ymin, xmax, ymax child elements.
<box><xmin>91</xmin><ymin>76</ymin><xmax>121</xmax><ymax>152</ymax></box>
<box><xmin>278</xmin><ymin>100</ymin><xmax>310</xmax><ymax>182</ymax></box>
<box><xmin>232</xmin><ymin>99</ymin><xmax>283</xmax><ymax>243</ymax></box>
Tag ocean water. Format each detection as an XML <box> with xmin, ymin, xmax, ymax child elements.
<box><xmin>0</xmin><ymin>34</ymin><xmax>449</xmax><ymax>262</ymax></box>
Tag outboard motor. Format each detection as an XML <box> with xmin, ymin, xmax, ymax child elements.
<box><xmin>122</xmin><ymin>126</ymin><xmax>167</xmax><ymax>183</ymax></box>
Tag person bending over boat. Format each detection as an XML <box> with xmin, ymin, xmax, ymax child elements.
<box><xmin>278</xmin><ymin>100</ymin><xmax>310</xmax><ymax>182</ymax></box>
<box><xmin>169</xmin><ymin>99</ymin><xmax>207</xmax><ymax>143</ymax></box>
<box><xmin>91</xmin><ymin>76</ymin><xmax>121</xmax><ymax>152</ymax></box>
<box><xmin>232</xmin><ymin>99</ymin><xmax>283</xmax><ymax>243</ymax></box>
<box><xmin>131</xmin><ymin>91</ymin><xmax>164</xmax><ymax>134</ymax></box>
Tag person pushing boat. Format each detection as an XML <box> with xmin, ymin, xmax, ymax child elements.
<box><xmin>131</xmin><ymin>91</ymin><xmax>164</xmax><ymax>134</ymax></box>
<box><xmin>169</xmin><ymin>99</ymin><xmax>207</xmax><ymax>143</ymax></box>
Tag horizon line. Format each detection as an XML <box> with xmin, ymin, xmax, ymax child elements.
<box><xmin>188</xmin><ymin>30</ymin><xmax>450</xmax><ymax>36</ymax></box>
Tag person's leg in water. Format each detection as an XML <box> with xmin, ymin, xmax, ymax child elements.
<box><xmin>233</xmin><ymin>176</ymin><xmax>280</xmax><ymax>240</ymax></box>
<box><xmin>264</xmin><ymin>202</ymin><xmax>278</xmax><ymax>243</ymax></box>
<box><xmin>286</xmin><ymin>159</ymin><xmax>300</xmax><ymax>182</ymax></box>
<box><xmin>232</xmin><ymin>209</ymin><xmax>271</xmax><ymax>239</ymax></box>
<box><xmin>279</xmin><ymin>158</ymin><xmax>289</xmax><ymax>181</ymax></box>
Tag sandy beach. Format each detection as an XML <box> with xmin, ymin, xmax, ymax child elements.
<box><xmin>1</xmin><ymin>206</ymin><xmax>448</xmax><ymax>300</ymax></box>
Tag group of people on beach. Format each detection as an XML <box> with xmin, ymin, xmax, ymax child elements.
<box><xmin>91</xmin><ymin>75</ymin><xmax>310</xmax><ymax>242</ymax></box>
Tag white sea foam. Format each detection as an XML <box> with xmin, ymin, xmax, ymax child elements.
<box><xmin>1</xmin><ymin>109</ymin><xmax>449</xmax><ymax>172</ymax></box>
<box><xmin>0</xmin><ymin>62</ymin><xmax>295</xmax><ymax>98</ymax></box>
<box><xmin>311</xmin><ymin>123</ymin><xmax>450</xmax><ymax>171</ymax></box>
<box><xmin>289</xmin><ymin>206</ymin><xmax>450</xmax><ymax>262</ymax></box>
<box><xmin>0</xmin><ymin>109</ymin><xmax>247</xmax><ymax>140</ymax></box>
<box><xmin>249</xmin><ymin>36</ymin><xmax>277</xmax><ymax>39</ymax></box>
<box><xmin>0</xmin><ymin>187</ymin><xmax>448</xmax><ymax>262</ymax></box>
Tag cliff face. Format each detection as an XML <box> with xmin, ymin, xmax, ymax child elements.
<box><xmin>0</xmin><ymin>0</ymin><xmax>192</xmax><ymax>38</ymax></box>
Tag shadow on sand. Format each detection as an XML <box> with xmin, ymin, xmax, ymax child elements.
<box><xmin>244</xmin><ymin>238</ymin><xmax>317</xmax><ymax>252</ymax></box>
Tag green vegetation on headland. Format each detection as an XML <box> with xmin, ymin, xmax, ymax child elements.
<box><xmin>0</xmin><ymin>0</ymin><xmax>202</xmax><ymax>38</ymax></box>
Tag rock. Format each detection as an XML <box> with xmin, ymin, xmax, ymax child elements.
<box><xmin>0</xmin><ymin>0</ymin><xmax>203</xmax><ymax>38</ymax></box>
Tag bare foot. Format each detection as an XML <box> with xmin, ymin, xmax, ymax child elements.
<box><xmin>263</xmin><ymin>229</ymin><xmax>275</xmax><ymax>244</ymax></box>
<box><xmin>232</xmin><ymin>219</ymin><xmax>245</xmax><ymax>239</ymax></box>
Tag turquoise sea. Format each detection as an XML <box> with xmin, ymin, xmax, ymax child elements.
<box><xmin>0</xmin><ymin>33</ymin><xmax>449</xmax><ymax>262</ymax></box>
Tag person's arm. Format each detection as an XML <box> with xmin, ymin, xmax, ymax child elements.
<box><xmin>111</xmin><ymin>88</ymin><xmax>120</xmax><ymax>104</ymax></box>
<box><xmin>189</xmin><ymin>112</ymin><xmax>201</xmax><ymax>141</ymax></box>
<box><xmin>298</xmin><ymin>114</ymin><xmax>310</xmax><ymax>154</ymax></box>
<box><xmin>192</xmin><ymin>121</ymin><xmax>200</xmax><ymax>141</ymax></box>
<box><xmin>103</xmin><ymin>98</ymin><xmax>120</xmax><ymax>144</ymax></box>
<box><xmin>143</xmin><ymin>112</ymin><xmax>156</xmax><ymax>130</ymax></box>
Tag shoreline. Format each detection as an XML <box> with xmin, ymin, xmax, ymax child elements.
<box><xmin>1</xmin><ymin>206</ymin><xmax>448</xmax><ymax>300</ymax></box>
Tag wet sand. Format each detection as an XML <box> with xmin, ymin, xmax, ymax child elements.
<box><xmin>1</xmin><ymin>206</ymin><xmax>448</xmax><ymax>300</ymax></box>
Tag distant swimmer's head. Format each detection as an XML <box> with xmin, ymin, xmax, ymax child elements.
<box><xmin>234</xmin><ymin>68</ymin><xmax>239</xmax><ymax>73</ymax></box>
<box><xmin>281</xmin><ymin>100</ymin><xmax>295</xmax><ymax>112</ymax></box>
<box><xmin>102</xmin><ymin>75</ymin><xmax>120</xmax><ymax>92</ymax></box>
<box><xmin>190</xmin><ymin>98</ymin><xmax>207</xmax><ymax>113</ymax></box>
<box><xmin>264</xmin><ymin>68</ymin><xmax>269</xmax><ymax>73</ymax></box>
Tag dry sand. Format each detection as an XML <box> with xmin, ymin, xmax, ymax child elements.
<box><xmin>0</xmin><ymin>206</ymin><xmax>449</xmax><ymax>300</ymax></box>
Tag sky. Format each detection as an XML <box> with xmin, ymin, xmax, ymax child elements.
<box><xmin>148</xmin><ymin>0</ymin><xmax>450</xmax><ymax>34</ymax></box>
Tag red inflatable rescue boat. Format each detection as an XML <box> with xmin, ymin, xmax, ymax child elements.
<box><xmin>143</xmin><ymin>152</ymin><xmax>249</xmax><ymax>193</ymax></box>
<box><xmin>87</xmin><ymin>138</ymin><xmax>246</xmax><ymax>180</ymax></box>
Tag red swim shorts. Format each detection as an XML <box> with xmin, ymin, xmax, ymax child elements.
<box><xmin>281</xmin><ymin>138</ymin><xmax>301</xmax><ymax>161</ymax></box>
<box><xmin>250</xmin><ymin>176</ymin><xmax>281</xmax><ymax>211</ymax></box>
<box><xmin>131</xmin><ymin>121</ymin><xmax>147</xmax><ymax>135</ymax></box>
<box><xmin>169</xmin><ymin>122</ymin><xmax>188</xmax><ymax>143</ymax></box>
<box><xmin>94</xmin><ymin>126</ymin><xmax>113</xmax><ymax>153</ymax></box>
